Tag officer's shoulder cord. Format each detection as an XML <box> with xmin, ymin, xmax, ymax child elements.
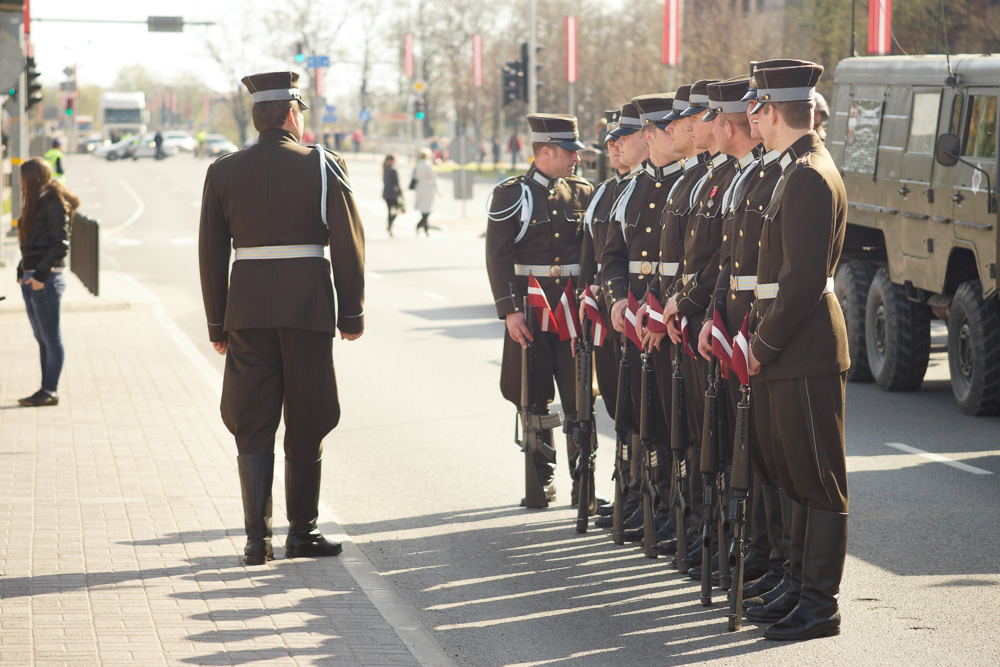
<box><xmin>314</xmin><ymin>144</ymin><xmax>354</xmax><ymax>228</ymax></box>
<box><xmin>583</xmin><ymin>180</ymin><xmax>610</xmax><ymax>238</ymax></box>
<box><xmin>485</xmin><ymin>181</ymin><xmax>533</xmax><ymax>244</ymax></box>
<box><xmin>610</xmin><ymin>177</ymin><xmax>638</xmax><ymax>239</ymax></box>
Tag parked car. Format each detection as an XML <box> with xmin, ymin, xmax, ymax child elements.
<box><xmin>77</xmin><ymin>133</ymin><xmax>104</xmax><ymax>154</ymax></box>
<box><xmin>162</xmin><ymin>130</ymin><xmax>195</xmax><ymax>153</ymax></box>
<box><xmin>131</xmin><ymin>133</ymin><xmax>179</xmax><ymax>159</ymax></box>
<box><xmin>93</xmin><ymin>136</ymin><xmax>136</xmax><ymax>161</ymax></box>
<box><xmin>205</xmin><ymin>133</ymin><xmax>238</xmax><ymax>157</ymax></box>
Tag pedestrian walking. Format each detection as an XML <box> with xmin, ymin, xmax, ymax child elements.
<box><xmin>153</xmin><ymin>130</ymin><xmax>164</xmax><ymax>160</ymax></box>
<box><xmin>412</xmin><ymin>149</ymin><xmax>438</xmax><ymax>236</ymax></box>
<box><xmin>16</xmin><ymin>157</ymin><xmax>79</xmax><ymax>407</ymax></box>
<box><xmin>198</xmin><ymin>71</ymin><xmax>365</xmax><ymax>566</ymax></box>
<box><xmin>43</xmin><ymin>138</ymin><xmax>66</xmax><ymax>183</ymax></box>
<box><xmin>382</xmin><ymin>153</ymin><xmax>403</xmax><ymax>236</ymax></box>
<box><xmin>508</xmin><ymin>131</ymin><xmax>523</xmax><ymax>166</ymax></box>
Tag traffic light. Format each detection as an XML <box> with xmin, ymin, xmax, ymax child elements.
<box><xmin>414</xmin><ymin>97</ymin><xmax>426</xmax><ymax>120</ymax></box>
<box><xmin>294</xmin><ymin>41</ymin><xmax>305</xmax><ymax>64</ymax></box>
<box><xmin>65</xmin><ymin>98</ymin><xmax>74</xmax><ymax>117</ymax></box>
<box><xmin>25</xmin><ymin>57</ymin><xmax>43</xmax><ymax>110</ymax></box>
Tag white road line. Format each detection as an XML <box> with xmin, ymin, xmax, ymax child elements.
<box><xmin>424</xmin><ymin>291</ymin><xmax>446</xmax><ymax>300</ymax></box>
<box><xmin>102</xmin><ymin>179</ymin><xmax>144</xmax><ymax>237</ymax></box>
<box><xmin>885</xmin><ymin>442</ymin><xmax>994</xmax><ymax>475</ymax></box>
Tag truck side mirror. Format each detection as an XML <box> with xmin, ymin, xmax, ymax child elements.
<box><xmin>935</xmin><ymin>133</ymin><xmax>961</xmax><ymax>167</ymax></box>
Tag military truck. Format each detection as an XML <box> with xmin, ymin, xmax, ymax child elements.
<box><xmin>828</xmin><ymin>55</ymin><xmax>1000</xmax><ymax>415</ymax></box>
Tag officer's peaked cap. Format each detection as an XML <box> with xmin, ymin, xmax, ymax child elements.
<box><xmin>527</xmin><ymin>113</ymin><xmax>586</xmax><ymax>151</ymax></box>
<box><xmin>632</xmin><ymin>93</ymin><xmax>676</xmax><ymax>129</ymax></box>
<box><xmin>241</xmin><ymin>71</ymin><xmax>310</xmax><ymax>110</ymax></box>
<box><xmin>679</xmin><ymin>79</ymin><xmax>720</xmax><ymax>118</ymax></box>
<box><xmin>750</xmin><ymin>62</ymin><xmax>823</xmax><ymax>114</ymax></box>
<box><xmin>703</xmin><ymin>77</ymin><xmax>752</xmax><ymax>121</ymax></box>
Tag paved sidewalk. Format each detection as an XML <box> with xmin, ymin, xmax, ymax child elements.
<box><xmin>0</xmin><ymin>270</ymin><xmax>453</xmax><ymax>666</ymax></box>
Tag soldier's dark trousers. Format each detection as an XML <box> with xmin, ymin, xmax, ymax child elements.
<box><xmin>593</xmin><ymin>333</ymin><xmax>620</xmax><ymax>420</ymax></box>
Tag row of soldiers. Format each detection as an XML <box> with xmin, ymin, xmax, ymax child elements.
<box><xmin>485</xmin><ymin>59</ymin><xmax>850</xmax><ymax>641</ymax></box>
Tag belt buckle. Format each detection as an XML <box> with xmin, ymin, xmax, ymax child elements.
<box><xmin>640</xmin><ymin>261</ymin><xmax>652</xmax><ymax>275</ymax></box>
<box><xmin>550</xmin><ymin>264</ymin><xmax>562</xmax><ymax>278</ymax></box>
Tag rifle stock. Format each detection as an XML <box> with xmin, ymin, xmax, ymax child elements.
<box><xmin>670</xmin><ymin>343</ymin><xmax>691</xmax><ymax>572</ymax></box>
<box><xmin>611</xmin><ymin>332</ymin><xmax>632</xmax><ymax>545</ymax></box>
<box><xmin>639</xmin><ymin>351</ymin><xmax>656</xmax><ymax>559</ymax></box>
<box><xmin>727</xmin><ymin>383</ymin><xmax>752</xmax><ymax>631</ymax></box>
<box><xmin>574</xmin><ymin>315</ymin><xmax>596</xmax><ymax>533</ymax></box>
<box><xmin>699</xmin><ymin>356</ymin><xmax>720</xmax><ymax>607</ymax></box>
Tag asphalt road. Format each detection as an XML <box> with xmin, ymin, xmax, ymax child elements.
<box><xmin>64</xmin><ymin>152</ymin><xmax>1000</xmax><ymax>667</ymax></box>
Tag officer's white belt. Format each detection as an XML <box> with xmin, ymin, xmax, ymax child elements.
<box><xmin>730</xmin><ymin>275</ymin><xmax>757</xmax><ymax>291</ymax></box>
<box><xmin>628</xmin><ymin>260</ymin><xmax>659</xmax><ymax>275</ymax></box>
<box><xmin>658</xmin><ymin>261</ymin><xmax>679</xmax><ymax>276</ymax></box>
<box><xmin>514</xmin><ymin>263</ymin><xmax>580</xmax><ymax>278</ymax></box>
<box><xmin>234</xmin><ymin>244</ymin><xmax>325</xmax><ymax>260</ymax></box>
<box><xmin>755</xmin><ymin>276</ymin><xmax>834</xmax><ymax>299</ymax></box>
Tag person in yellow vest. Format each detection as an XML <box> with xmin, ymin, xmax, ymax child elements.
<box><xmin>196</xmin><ymin>129</ymin><xmax>207</xmax><ymax>158</ymax></box>
<box><xmin>44</xmin><ymin>139</ymin><xmax>66</xmax><ymax>184</ymax></box>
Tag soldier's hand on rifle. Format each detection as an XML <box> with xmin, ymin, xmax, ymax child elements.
<box><xmin>666</xmin><ymin>314</ymin><xmax>682</xmax><ymax>344</ymax></box>
<box><xmin>635</xmin><ymin>303</ymin><xmax>649</xmax><ymax>339</ymax></box>
<box><xmin>748</xmin><ymin>346</ymin><xmax>762</xmax><ymax>376</ymax></box>
<box><xmin>610</xmin><ymin>299</ymin><xmax>627</xmax><ymax>332</ymax></box>
<box><xmin>643</xmin><ymin>330</ymin><xmax>666</xmax><ymax>353</ymax></box>
<box><xmin>506</xmin><ymin>312</ymin><xmax>534</xmax><ymax>348</ymax></box>
<box><xmin>698</xmin><ymin>320</ymin><xmax>713</xmax><ymax>360</ymax></box>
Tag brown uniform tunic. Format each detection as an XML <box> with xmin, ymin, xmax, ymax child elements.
<box><xmin>199</xmin><ymin>128</ymin><xmax>365</xmax><ymax>461</ymax></box>
<box><xmin>750</xmin><ymin>132</ymin><xmax>850</xmax><ymax>513</ymax></box>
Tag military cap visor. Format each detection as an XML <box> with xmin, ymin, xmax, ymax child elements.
<box><xmin>703</xmin><ymin>79</ymin><xmax>752</xmax><ymax>121</ymax></box>
<box><xmin>527</xmin><ymin>113</ymin><xmax>587</xmax><ymax>151</ymax></box>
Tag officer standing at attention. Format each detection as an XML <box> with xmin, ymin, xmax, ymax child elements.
<box><xmin>486</xmin><ymin>113</ymin><xmax>593</xmax><ymax>506</ymax></box>
<box><xmin>746</xmin><ymin>62</ymin><xmax>850</xmax><ymax>641</ymax></box>
<box><xmin>199</xmin><ymin>71</ymin><xmax>365</xmax><ymax>566</ymax></box>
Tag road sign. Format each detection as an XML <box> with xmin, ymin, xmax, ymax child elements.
<box><xmin>414</xmin><ymin>80</ymin><xmax>426</xmax><ymax>93</ymax></box>
<box><xmin>359</xmin><ymin>109</ymin><xmax>371</xmax><ymax>122</ymax></box>
<box><xmin>324</xmin><ymin>114</ymin><xmax>338</xmax><ymax>124</ymax></box>
<box><xmin>326</xmin><ymin>104</ymin><xmax>336</xmax><ymax>114</ymax></box>
<box><xmin>376</xmin><ymin>112</ymin><xmax>410</xmax><ymax>123</ymax></box>
<box><xmin>307</xmin><ymin>55</ymin><xmax>330</xmax><ymax>69</ymax></box>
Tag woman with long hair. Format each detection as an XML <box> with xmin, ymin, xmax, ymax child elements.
<box><xmin>382</xmin><ymin>153</ymin><xmax>402</xmax><ymax>236</ymax></box>
<box><xmin>16</xmin><ymin>157</ymin><xmax>79</xmax><ymax>407</ymax></box>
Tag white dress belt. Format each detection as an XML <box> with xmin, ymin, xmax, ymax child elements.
<box><xmin>658</xmin><ymin>261</ymin><xmax>679</xmax><ymax>276</ymax></box>
<box><xmin>628</xmin><ymin>260</ymin><xmax>658</xmax><ymax>275</ymax></box>
<box><xmin>234</xmin><ymin>244</ymin><xmax>325</xmax><ymax>260</ymax></box>
<box><xmin>514</xmin><ymin>263</ymin><xmax>581</xmax><ymax>278</ymax></box>
<box><xmin>730</xmin><ymin>275</ymin><xmax>757</xmax><ymax>291</ymax></box>
<box><xmin>755</xmin><ymin>276</ymin><xmax>834</xmax><ymax>299</ymax></box>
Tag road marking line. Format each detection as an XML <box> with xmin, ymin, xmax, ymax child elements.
<box><xmin>102</xmin><ymin>179</ymin><xmax>144</xmax><ymax>238</ymax></box>
<box><xmin>424</xmin><ymin>291</ymin><xmax>446</xmax><ymax>300</ymax></box>
<box><xmin>885</xmin><ymin>442</ymin><xmax>993</xmax><ymax>475</ymax></box>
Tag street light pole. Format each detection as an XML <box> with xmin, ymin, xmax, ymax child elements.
<box><xmin>528</xmin><ymin>0</ymin><xmax>537</xmax><ymax>115</ymax></box>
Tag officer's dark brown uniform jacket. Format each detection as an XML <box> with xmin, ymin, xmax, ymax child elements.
<box><xmin>199</xmin><ymin>128</ymin><xmax>365</xmax><ymax>457</ymax></box>
<box><xmin>486</xmin><ymin>165</ymin><xmax>593</xmax><ymax>409</ymax></box>
<box><xmin>751</xmin><ymin>132</ymin><xmax>849</xmax><ymax>513</ymax></box>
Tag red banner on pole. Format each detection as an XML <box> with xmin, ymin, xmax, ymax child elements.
<box><xmin>565</xmin><ymin>17</ymin><xmax>577</xmax><ymax>83</ymax></box>
<box><xmin>403</xmin><ymin>34</ymin><xmax>414</xmax><ymax>79</ymax></box>
<box><xmin>868</xmin><ymin>0</ymin><xmax>892</xmax><ymax>55</ymax></box>
<box><xmin>472</xmin><ymin>34</ymin><xmax>483</xmax><ymax>88</ymax></box>
<box><xmin>662</xmin><ymin>0</ymin><xmax>680</xmax><ymax>66</ymax></box>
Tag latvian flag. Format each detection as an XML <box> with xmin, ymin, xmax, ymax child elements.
<box><xmin>554</xmin><ymin>278</ymin><xmax>581</xmax><ymax>341</ymax></box>
<box><xmin>679</xmin><ymin>315</ymin><xmax>698</xmax><ymax>358</ymax></box>
<box><xmin>527</xmin><ymin>274</ymin><xmax>558</xmax><ymax>333</ymax></box>
<box><xmin>624</xmin><ymin>292</ymin><xmax>643</xmax><ymax>349</ymax></box>
<box><xmin>730</xmin><ymin>312</ymin><xmax>751</xmax><ymax>387</ymax></box>
<box><xmin>711</xmin><ymin>306</ymin><xmax>733</xmax><ymax>379</ymax></box>
<box><xmin>583</xmin><ymin>285</ymin><xmax>608</xmax><ymax>347</ymax></box>
<box><xmin>646</xmin><ymin>294</ymin><xmax>668</xmax><ymax>334</ymax></box>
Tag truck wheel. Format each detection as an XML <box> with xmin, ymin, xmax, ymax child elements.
<box><xmin>865</xmin><ymin>267</ymin><xmax>930</xmax><ymax>391</ymax></box>
<box><xmin>835</xmin><ymin>261</ymin><xmax>877</xmax><ymax>382</ymax></box>
<box><xmin>947</xmin><ymin>281</ymin><xmax>1000</xmax><ymax>415</ymax></box>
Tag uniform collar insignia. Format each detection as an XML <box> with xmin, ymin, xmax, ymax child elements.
<box><xmin>683</xmin><ymin>153</ymin><xmax>705</xmax><ymax>171</ymax></box>
<box><xmin>779</xmin><ymin>152</ymin><xmax>795</xmax><ymax>172</ymax></box>
<box><xmin>644</xmin><ymin>160</ymin><xmax>680</xmax><ymax>182</ymax></box>
<box><xmin>710</xmin><ymin>152</ymin><xmax>730</xmax><ymax>169</ymax></box>
<box><xmin>663</xmin><ymin>161</ymin><xmax>683</xmax><ymax>178</ymax></box>
<box><xmin>529</xmin><ymin>167</ymin><xmax>558</xmax><ymax>189</ymax></box>
<box><xmin>737</xmin><ymin>150</ymin><xmax>756</xmax><ymax>170</ymax></box>
<box><xmin>762</xmin><ymin>149</ymin><xmax>781</xmax><ymax>166</ymax></box>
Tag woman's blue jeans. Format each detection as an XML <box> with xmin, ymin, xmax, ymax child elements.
<box><xmin>21</xmin><ymin>272</ymin><xmax>66</xmax><ymax>393</ymax></box>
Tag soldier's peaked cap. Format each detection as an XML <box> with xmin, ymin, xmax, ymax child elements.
<box><xmin>750</xmin><ymin>62</ymin><xmax>823</xmax><ymax>114</ymax></box>
<box><xmin>703</xmin><ymin>78</ymin><xmax>752</xmax><ymax>122</ymax></box>
<box><xmin>527</xmin><ymin>113</ymin><xmax>586</xmax><ymax>151</ymax></box>
<box><xmin>609</xmin><ymin>103</ymin><xmax>643</xmax><ymax>137</ymax></box>
<box><xmin>742</xmin><ymin>59</ymin><xmax>814</xmax><ymax>102</ymax></box>
<box><xmin>604</xmin><ymin>109</ymin><xmax>622</xmax><ymax>142</ymax></box>
<box><xmin>664</xmin><ymin>85</ymin><xmax>693</xmax><ymax>121</ymax></box>
<box><xmin>679</xmin><ymin>79</ymin><xmax>720</xmax><ymax>117</ymax></box>
<box><xmin>241</xmin><ymin>71</ymin><xmax>310</xmax><ymax>109</ymax></box>
<box><xmin>631</xmin><ymin>93</ymin><xmax>676</xmax><ymax>128</ymax></box>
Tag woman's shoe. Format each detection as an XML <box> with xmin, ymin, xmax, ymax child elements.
<box><xmin>19</xmin><ymin>390</ymin><xmax>58</xmax><ymax>407</ymax></box>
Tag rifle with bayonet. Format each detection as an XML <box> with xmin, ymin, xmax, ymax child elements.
<box><xmin>670</xmin><ymin>342</ymin><xmax>691</xmax><ymax>572</ymax></box>
<box><xmin>611</xmin><ymin>330</ymin><xmax>632</xmax><ymax>545</ymax></box>
<box><xmin>574</xmin><ymin>313</ymin><xmax>597</xmax><ymax>533</ymax></box>
<box><xmin>716</xmin><ymin>369</ymin><xmax>732</xmax><ymax>593</ymax></box>
<box><xmin>516</xmin><ymin>296</ymin><xmax>562</xmax><ymax>508</ymax></box>
<box><xmin>727</xmin><ymin>380</ymin><xmax>752</xmax><ymax>631</ymax></box>
<box><xmin>639</xmin><ymin>349</ymin><xmax>657</xmax><ymax>558</ymax></box>
<box><xmin>699</xmin><ymin>356</ymin><xmax>721</xmax><ymax>606</ymax></box>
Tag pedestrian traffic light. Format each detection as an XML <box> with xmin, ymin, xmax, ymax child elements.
<box><xmin>65</xmin><ymin>98</ymin><xmax>74</xmax><ymax>117</ymax></box>
<box><xmin>294</xmin><ymin>41</ymin><xmax>305</xmax><ymax>63</ymax></box>
<box><xmin>25</xmin><ymin>57</ymin><xmax>43</xmax><ymax>111</ymax></box>
<box><xmin>414</xmin><ymin>97</ymin><xmax>426</xmax><ymax>120</ymax></box>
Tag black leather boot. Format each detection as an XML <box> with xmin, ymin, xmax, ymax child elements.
<box><xmin>746</xmin><ymin>496</ymin><xmax>805</xmax><ymax>623</ymax></box>
<box><xmin>744</xmin><ymin>484</ymin><xmax>787</xmax><ymax>599</ymax></box>
<box><xmin>285</xmin><ymin>459</ymin><xmax>343</xmax><ymax>558</ymax></box>
<box><xmin>237</xmin><ymin>453</ymin><xmax>274</xmax><ymax>565</ymax></box>
<box><xmin>765</xmin><ymin>507</ymin><xmax>848</xmax><ymax>640</ymax></box>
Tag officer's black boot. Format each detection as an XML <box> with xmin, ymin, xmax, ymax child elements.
<box><xmin>746</xmin><ymin>495</ymin><xmax>805</xmax><ymax>623</ymax></box>
<box><xmin>284</xmin><ymin>459</ymin><xmax>343</xmax><ymax>558</ymax></box>
<box><xmin>237</xmin><ymin>453</ymin><xmax>274</xmax><ymax>566</ymax></box>
<box><xmin>765</xmin><ymin>507</ymin><xmax>847</xmax><ymax>640</ymax></box>
<box><xmin>744</xmin><ymin>484</ymin><xmax>787</xmax><ymax>599</ymax></box>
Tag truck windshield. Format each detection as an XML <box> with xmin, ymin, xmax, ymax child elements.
<box><xmin>105</xmin><ymin>108</ymin><xmax>143</xmax><ymax>124</ymax></box>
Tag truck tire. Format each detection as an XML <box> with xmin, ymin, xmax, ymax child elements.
<box><xmin>947</xmin><ymin>281</ymin><xmax>1000</xmax><ymax>415</ymax></box>
<box><xmin>835</xmin><ymin>261</ymin><xmax>877</xmax><ymax>382</ymax></box>
<box><xmin>864</xmin><ymin>267</ymin><xmax>930</xmax><ymax>391</ymax></box>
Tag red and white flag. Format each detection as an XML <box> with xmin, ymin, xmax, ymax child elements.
<box><xmin>730</xmin><ymin>312</ymin><xmax>751</xmax><ymax>387</ymax></box>
<box><xmin>554</xmin><ymin>279</ymin><xmax>581</xmax><ymax>341</ymax></box>
<box><xmin>711</xmin><ymin>307</ymin><xmax>733</xmax><ymax>379</ymax></box>
<box><xmin>680</xmin><ymin>315</ymin><xmax>697</xmax><ymax>358</ymax></box>
<box><xmin>624</xmin><ymin>292</ymin><xmax>643</xmax><ymax>349</ymax></box>
<box><xmin>565</xmin><ymin>17</ymin><xmax>577</xmax><ymax>83</ymax></box>
<box><xmin>582</xmin><ymin>285</ymin><xmax>608</xmax><ymax>347</ymax></box>
<box><xmin>662</xmin><ymin>0</ymin><xmax>681</xmax><ymax>66</ymax></box>
<box><xmin>868</xmin><ymin>0</ymin><xmax>892</xmax><ymax>55</ymax></box>
<box><xmin>646</xmin><ymin>294</ymin><xmax>668</xmax><ymax>334</ymax></box>
<box><xmin>527</xmin><ymin>275</ymin><xmax>557</xmax><ymax>333</ymax></box>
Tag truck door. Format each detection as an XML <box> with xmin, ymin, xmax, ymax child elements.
<box><xmin>897</xmin><ymin>87</ymin><xmax>940</xmax><ymax>264</ymax></box>
<box><xmin>950</xmin><ymin>88</ymin><xmax>998</xmax><ymax>296</ymax></box>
